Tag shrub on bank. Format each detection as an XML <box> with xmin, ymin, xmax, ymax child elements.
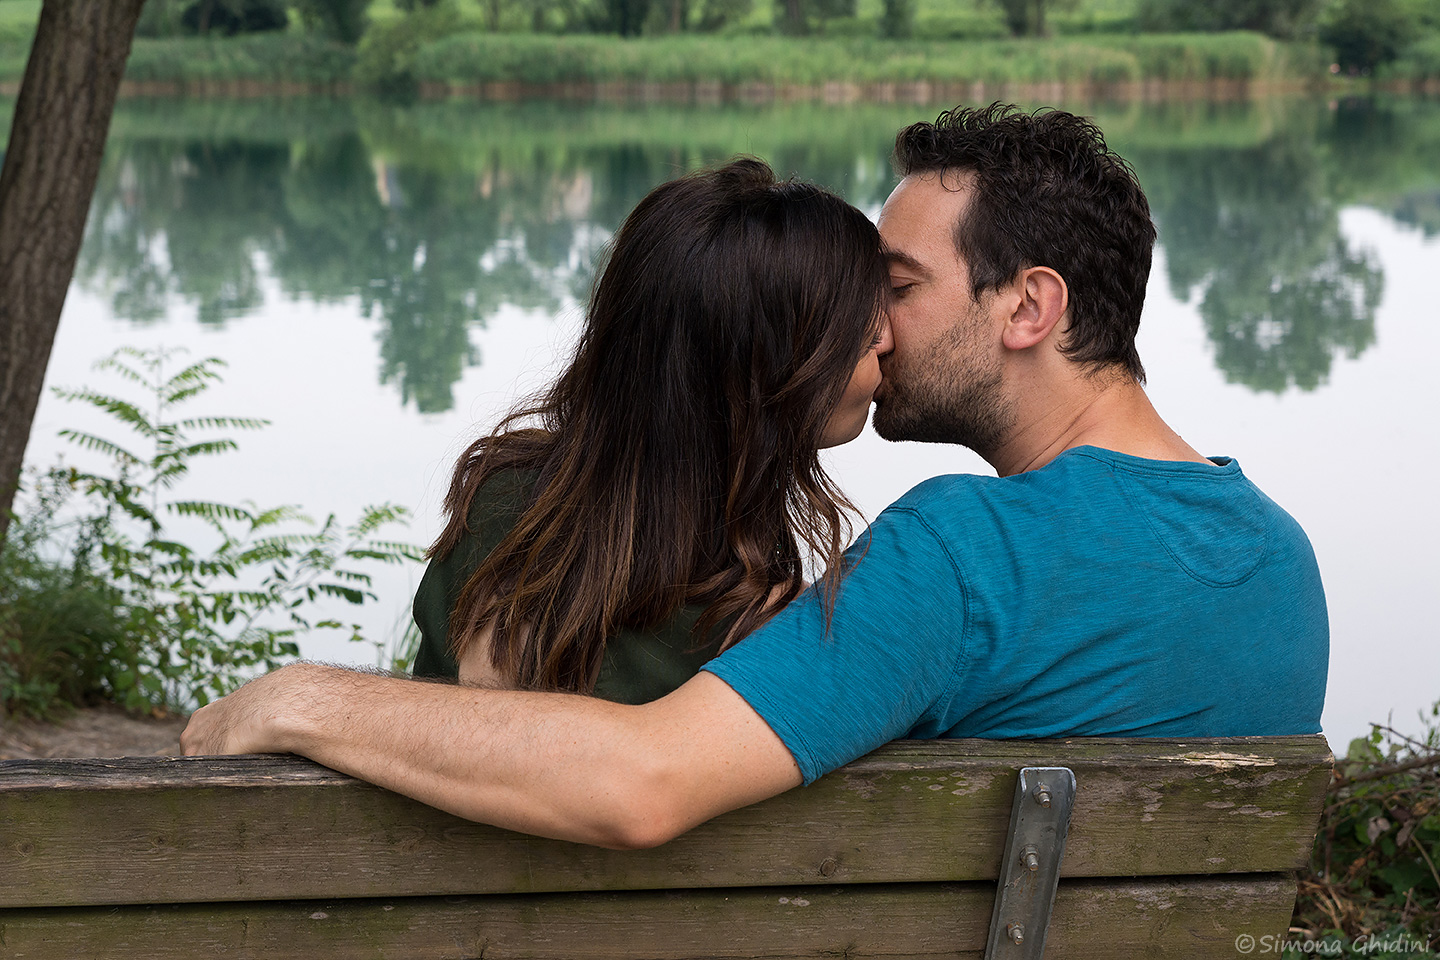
<box><xmin>0</xmin><ymin>349</ymin><xmax>421</xmax><ymax>720</ymax></box>
<box><xmin>1389</xmin><ymin>34</ymin><xmax>1440</xmax><ymax>82</ymax></box>
<box><xmin>1117</xmin><ymin>31</ymin><xmax>1320</xmax><ymax>82</ymax></box>
<box><xmin>407</xmin><ymin>31</ymin><xmax>1307</xmax><ymax>89</ymax></box>
<box><xmin>123</xmin><ymin>33</ymin><xmax>357</xmax><ymax>87</ymax></box>
<box><xmin>1291</xmin><ymin>711</ymin><xmax>1440</xmax><ymax>955</ymax></box>
<box><xmin>0</xmin><ymin>19</ymin><xmax>1392</xmax><ymax>91</ymax></box>
<box><xmin>0</xmin><ymin>485</ymin><xmax>131</xmax><ymax>722</ymax></box>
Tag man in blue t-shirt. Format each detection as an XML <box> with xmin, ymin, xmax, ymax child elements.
<box><xmin>182</xmin><ymin>105</ymin><xmax>1328</xmax><ymax>848</ymax></box>
<box><xmin>701</xmin><ymin>105</ymin><xmax>1328</xmax><ymax>785</ymax></box>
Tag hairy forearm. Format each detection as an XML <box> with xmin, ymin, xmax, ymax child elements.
<box><xmin>184</xmin><ymin>664</ymin><xmax>677</xmax><ymax>848</ymax></box>
<box><xmin>181</xmin><ymin>663</ymin><xmax>800</xmax><ymax>849</ymax></box>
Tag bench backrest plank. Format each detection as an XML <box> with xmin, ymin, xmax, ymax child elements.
<box><xmin>0</xmin><ymin>735</ymin><xmax>1332</xmax><ymax>959</ymax></box>
<box><xmin>0</xmin><ymin>876</ymin><xmax>1300</xmax><ymax>960</ymax></box>
<box><xmin>0</xmin><ymin>736</ymin><xmax>1332</xmax><ymax>908</ymax></box>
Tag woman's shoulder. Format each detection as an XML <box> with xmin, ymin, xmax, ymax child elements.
<box><xmin>462</xmin><ymin>465</ymin><xmax>542</xmax><ymax>526</ymax></box>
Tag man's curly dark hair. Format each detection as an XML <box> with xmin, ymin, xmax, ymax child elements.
<box><xmin>894</xmin><ymin>103</ymin><xmax>1156</xmax><ymax>382</ymax></box>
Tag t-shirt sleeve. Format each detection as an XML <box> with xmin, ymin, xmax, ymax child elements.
<box><xmin>700</xmin><ymin>504</ymin><xmax>969</xmax><ymax>785</ymax></box>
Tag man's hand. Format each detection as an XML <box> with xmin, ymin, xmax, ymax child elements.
<box><xmin>178</xmin><ymin>665</ymin><xmax>801</xmax><ymax>849</ymax></box>
<box><xmin>180</xmin><ymin>662</ymin><xmax>321</xmax><ymax>756</ymax></box>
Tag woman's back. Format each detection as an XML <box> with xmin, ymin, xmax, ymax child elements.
<box><xmin>411</xmin><ymin>468</ymin><xmax>726</xmax><ymax>703</ymax></box>
<box><xmin>411</xmin><ymin>159</ymin><xmax>890</xmax><ymax>700</ymax></box>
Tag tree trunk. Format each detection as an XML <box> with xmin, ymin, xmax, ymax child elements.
<box><xmin>0</xmin><ymin>0</ymin><xmax>146</xmax><ymax>545</ymax></box>
<box><xmin>783</xmin><ymin>0</ymin><xmax>805</xmax><ymax>34</ymax></box>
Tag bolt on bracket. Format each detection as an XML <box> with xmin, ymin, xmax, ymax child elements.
<box><xmin>982</xmin><ymin>766</ymin><xmax>1077</xmax><ymax>960</ymax></box>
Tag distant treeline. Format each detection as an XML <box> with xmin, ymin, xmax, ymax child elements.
<box><xmin>0</xmin><ymin>0</ymin><xmax>1437</xmax><ymax>94</ymax></box>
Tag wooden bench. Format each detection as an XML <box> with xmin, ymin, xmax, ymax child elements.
<box><xmin>0</xmin><ymin>735</ymin><xmax>1332</xmax><ymax>959</ymax></box>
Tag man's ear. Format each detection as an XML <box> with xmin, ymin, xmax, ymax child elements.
<box><xmin>1000</xmin><ymin>266</ymin><xmax>1068</xmax><ymax>351</ymax></box>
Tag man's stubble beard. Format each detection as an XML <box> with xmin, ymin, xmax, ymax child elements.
<box><xmin>872</xmin><ymin>322</ymin><xmax>1016</xmax><ymax>458</ymax></box>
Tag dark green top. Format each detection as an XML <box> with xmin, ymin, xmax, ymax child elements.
<box><xmin>410</xmin><ymin>468</ymin><xmax>727</xmax><ymax>704</ymax></box>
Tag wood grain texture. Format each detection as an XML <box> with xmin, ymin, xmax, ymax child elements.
<box><xmin>0</xmin><ymin>876</ymin><xmax>1299</xmax><ymax>960</ymax></box>
<box><xmin>0</xmin><ymin>737</ymin><xmax>1331</xmax><ymax>909</ymax></box>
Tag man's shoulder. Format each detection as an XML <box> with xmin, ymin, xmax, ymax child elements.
<box><xmin>885</xmin><ymin>470</ymin><xmax>1018</xmax><ymax>514</ymax></box>
<box><xmin>884</xmin><ymin>447</ymin><xmax>1275</xmax><ymax>512</ymax></box>
<box><xmin>877</xmin><ymin>453</ymin><xmax>1094</xmax><ymax>526</ymax></box>
<box><xmin>871</xmin><ymin>446</ymin><xmax>1310</xmax><ymax>570</ymax></box>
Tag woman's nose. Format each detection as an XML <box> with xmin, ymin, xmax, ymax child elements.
<box><xmin>874</xmin><ymin>316</ymin><xmax>894</xmax><ymax>356</ymax></box>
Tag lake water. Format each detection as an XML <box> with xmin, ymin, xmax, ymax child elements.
<box><xmin>12</xmin><ymin>94</ymin><xmax>1440</xmax><ymax>748</ymax></box>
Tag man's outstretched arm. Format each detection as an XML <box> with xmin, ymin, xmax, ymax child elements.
<box><xmin>180</xmin><ymin>664</ymin><xmax>802</xmax><ymax>849</ymax></box>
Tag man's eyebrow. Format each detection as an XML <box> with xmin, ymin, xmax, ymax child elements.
<box><xmin>884</xmin><ymin>248</ymin><xmax>931</xmax><ymax>278</ymax></box>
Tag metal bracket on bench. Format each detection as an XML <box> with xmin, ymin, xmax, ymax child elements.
<box><xmin>982</xmin><ymin>766</ymin><xmax>1077</xmax><ymax>960</ymax></box>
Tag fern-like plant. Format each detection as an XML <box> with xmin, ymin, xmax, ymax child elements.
<box><xmin>41</xmin><ymin>346</ymin><xmax>423</xmax><ymax>711</ymax></box>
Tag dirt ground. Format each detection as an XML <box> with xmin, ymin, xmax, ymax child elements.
<box><xmin>0</xmin><ymin>705</ymin><xmax>189</xmax><ymax>760</ymax></box>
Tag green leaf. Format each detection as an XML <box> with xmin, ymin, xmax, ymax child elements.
<box><xmin>168</xmin><ymin>501</ymin><xmax>257</xmax><ymax>524</ymax></box>
<box><xmin>91</xmin><ymin>352</ymin><xmax>154</xmax><ymax>390</ymax></box>
<box><xmin>174</xmin><ymin>440</ymin><xmax>240</xmax><ymax>460</ymax></box>
<box><xmin>163</xmin><ymin>358</ymin><xmax>225</xmax><ymax>394</ymax></box>
<box><xmin>161</xmin><ymin>384</ymin><xmax>211</xmax><ymax>407</ymax></box>
<box><xmin>345</xmin><ymin>548</ymin><xmax>414</xmax><ymax>564</ymax></box>
<box><xmin>251</xmin><ymin>532</ymin><xmax>327</xmax><ymax>549</ymax></box>
<box><xmin>251</xmin><ymin>505</ymin><xmax>312</xmax><ymax>529</ymax></box>
<box><xmin>349</xmin><ymin>503</ymin><xmax>411</xmax><ymax>537</ymax></box>
<box><xmin>55</xmin><ymin>430</ymin><xmax>143</xmax><ymax>466</ymax></box>
<box><xmin>234</xmin><ymin>542</ymin><xmax>298</xmax><ymax>566</ymax></box>
<box><xmin>145</xmin><ymin>539</ymin><xmax>194</xmax><ymax>559</ymax></box>
<box><xmin>362</xmin><ymin>540</ymin><xmax>427</xmax><ymax>561</ymax></box>
<box><xmin>316</xmin><ymin>583</ymin><xmax>371</xmax><ymax>605</ymax></box>
<box><xmin>1375</xmin><ymin>861</ymin><xmax>1430</xmax><ymax>895</ymax></box>
<box><xmin>153</xmin><ymin>462</ymin><xmax>191</xmax><ymax>489</ymax></box>
<box><xmin>330</xmin><ymin>569</ymin><xmax>374</xmax><ymax>585</ymax></box>
<box><xmin>178</xmin><ymin>416</ymin><xmax>271</xmax><ymax>431</ymax></box>
<box><xmin>53</xmin><ymin>390</ymin><xmax>160</xmax><ymax>439</ymax></box>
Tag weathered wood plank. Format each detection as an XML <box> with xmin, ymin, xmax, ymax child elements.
<box><xmin>0</xmin><ymin>737</ymin><xmax>1331</xmax><ymax>908</ymax></box>
<box><xmin>0</xmin><ymin>876</ymin><xmax>1298</xmax><ymax>960</ymax></box>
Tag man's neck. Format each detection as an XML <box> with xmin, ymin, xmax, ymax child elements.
<box><xmin>988</xmin><ymin>373</ymin><xmax>1211</xmax><ymax>478</ymax></box>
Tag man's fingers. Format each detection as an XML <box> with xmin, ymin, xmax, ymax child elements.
<box><xmin>180</xmin><ymin>704</ymin><xmax>220</xmax><ymax>755</ymax></box>
<box><xmin>177</xmin><ymin>665</ymin><xmax>308</xmax><ymax>756</ymax></box>
<box><xmin>180</xmin><ymin>690</ymin><xmax>255</xmax><ymax>756</ymax></box>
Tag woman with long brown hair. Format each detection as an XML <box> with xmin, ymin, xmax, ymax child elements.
<box><xmin>410</xmin><ymin>158</ymin><xmax>892</xmax><ymax>703</ymax></box>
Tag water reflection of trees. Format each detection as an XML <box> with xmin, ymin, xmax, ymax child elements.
<box><xmin>1135</xmin><ymin>118</ymin><xmax>1382</xmax><ymax>394</ymax></box>
<box><xmin>82</xmin><ymin>134</ymin><xmax>592</xmax><ymax>412</ymax></box>
<box><xmin>1323</xmin><ymin>97</ymin><xmax>1440</xmax><ymax>240</ymax></box>
<box><xmin>74</xmin><ymin>98</ymin><xmax>1440</xmax><ymax>406</ymax></box>
<box><xmin>79</xmin><ymin>139</ymin><xmax>282</xmax><ymax>325</ymax></box>
<box><xmin>77</xmin><ymin>109</ymin><xmax>899</xmax><ymax>413</ymax></box>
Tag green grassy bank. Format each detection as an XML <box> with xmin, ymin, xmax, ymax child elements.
<box><xmin>0</xmin><ymin>30</ymin><xmax>1374</xmax><ymax>95</ymax></box>
<box><xmin>2</xmin><ymin>0</ymin><xmax>1439</xmax><ymax>95</ymax></box>
<box><xmin>407</xmin><ymin>31</ymin><xmax>1323</xmax><ymax>89</ymax></box>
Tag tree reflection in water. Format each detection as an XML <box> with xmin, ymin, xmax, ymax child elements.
<box><xmin>1135</xmin><ymin>118</ymin><xmax>1380</xmax><ymax>394</ymax></box>
<box><xmin>71</xmin><ymin>97</ymin><xmax>1440</xmax><ymax>409</ymax></box>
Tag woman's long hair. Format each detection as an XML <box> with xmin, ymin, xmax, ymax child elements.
<box><xmin>431</xmin><ymin>158</ymin><xmax>889</xmax><ymax>693</ymax></box>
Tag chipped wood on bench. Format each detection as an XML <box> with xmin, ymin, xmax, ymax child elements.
<box><xmin>0</xmin><ymin>736</ymin><xmax>1333</xmax><ymax>909</ymax></box>
<box><xmin>0</xmin><ymin>735</ymin><xmax>1332</xmax><ymax>959</ymax></box>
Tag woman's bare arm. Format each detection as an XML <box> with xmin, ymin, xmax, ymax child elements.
<box><xmin>456</xmin><ymin>618</ymin><xmax>521</xmax><ymax>689</ymax></box>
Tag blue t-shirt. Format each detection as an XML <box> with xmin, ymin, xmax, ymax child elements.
<box><xmin>701</xmin><ymin>446</ymin><xmax>1329</xmax><ymax>785</ymax></box>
